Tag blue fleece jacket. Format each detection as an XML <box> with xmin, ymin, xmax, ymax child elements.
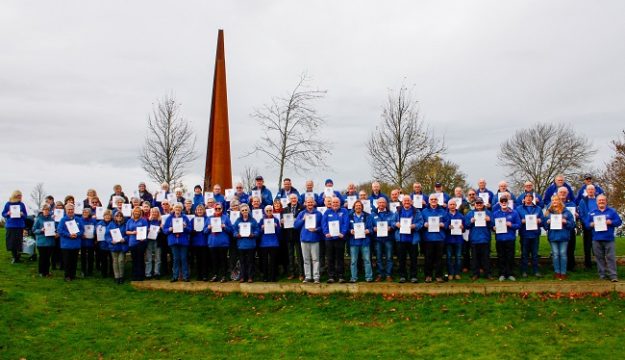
<box><xmin>33</xmin><ymin>214</ymin><xmax>55</xmax><ymax>247</ymax></box>
<box><xmin>233</xmin><ymin>217</ymin><xmax>259</xmax><ymax>249</ymax></box>
<box><xmin>445</xmin><ymin>211</ymin><xmax>465</xmax><ymax>245</ymax></box>
<box><xmin>543</xmin><ymin>209</ymin><xmax>575</xmax><ymax>242</ymax></box>
<box><xmin>126</xmin><ymin>217</ymin><xmax>148</xmax><ymax>247</ymax></box>
<box><xmin>395</xmin><ymin>206</ymin><xmax>425</xmax><ymax>243</ymax></box>
<box><xmin>349</xmin><ymin>212</ymin><xmax>372</xmax><ymax>247</ymax></box>
<box><xmin>299</xmin><ymin>191</ymin><xmax>322</xmax><ymax>207</ymax></box>
<box><xmin>585</xmin><ymin>207</ymin><xmax>622</xmax><ymax>242</ymax></box>
<box><xmin>515</xmin><ymin>191</ymin><xmax>544</xmax><ymax>208</ymax></box>
<box><xmin>492</xmin><ymin>209</ymin><xmax>520</xmax><ymax>241</ymax></box>
<box><xmin>106</xmin><ymin>221</ymin><xmax>128</xmax><ymax>252</ymax></box>
<box><xmin>275</xmin><ymin>187</ymin><xmax>300</xmax><ymax>201</ymax></box>
<box><xmin>162</xmin><ymin>214</ymin><xmax>191</xmax><ymax>246</ymax></box>
<box><xmin>81</xmin><ymin>217</ymin><xmax>97</xmax><ymax>248</ymax></box>
<box><xmin>464</xmin><ymin>210</ymin><xmax>493</xmax><ymax>244</ymax></box>
<box><xmin>260</xmin><ymin>216</ymin><xmax>281</xmax><ymax>247</ymax></box>
<box><xmin>575</xmin><ymin>183</ymin><xmax>604</xmax><ymax>205</ymax></box>
<box><xmin>371</xmin><ymin>210</ymin><xmax>396</xmax><ymax>243</ymax></box>
<box><xmin>476</xmin><ymin>189</ymin><xmax>495</xmax><ymax>208</ymax></box>
<box><xmin>57</xmin><ymin>215</ymin><xmax>84</xmax><ymax>250</ymax></box>
<box><xmin>294</xmin><ymin>209</ymin><xmax>323</xmax><ymax>243</ymax></box>
<box><xmin>543</xmin><ymin>182</ymin><xmax>575</xmax><ymax>205</ymax></box>
<box><xmin>2</xmin><ymin>201</ymin><xmax>28</xmax><ymax>229</ymax></box>
<box><xmin>205</xmin><ymin>214</ymin><xmax>232</xmax><ymax>248</ymax></box>
<box><xmin>97</xmin><ymin>220</ymin><xmax>111</xmax><ymax>251</ymax></box>
<box><xmin>250</xmin><ymin>186</ymin><xmax>273</xmax><ymax>208</ymax></box>
<box><xmin>192</xmin><ymin>194</ymin><xmax>204</xmax><ymax>212</ymax></box>
<box><xmin>578</xmin><ymin>197</ymin><xmax>598</xmax><ymax>229</ymax></box>
<box><xmin>190</xmin><ymin>215</ymin><xmax>208</xmax><ymax>247</ymax></box>
<box><xmin>516</xmin><ymin>204</ymin><xmax>544</xmax><ymax>239</ymax></box>
<box><xmin>322</xmin><ymin>208</ymin><xmax>349</xmax><ymax>241</ymax></box>
<box><xmin>421</xmin><ymin>206</ymin><xmax>447</xmax><ymax>241</ymax></box>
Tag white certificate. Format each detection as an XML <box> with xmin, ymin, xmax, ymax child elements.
<box><xmin>436</xmin><ymin>192</ymin><xmax>445</xmax><ymax>205</ymax></box>
<box><xmin>251</xmin><ymin>190</ymin><xmax>261</xmax><ymax>200</ymax></box>
<box><xmin>372</xmin><ymin>199</ymin><xmax>378</xmax><ymax>209</ymax></box>
<box><xmin>194</xmin><ymin>217</ymin><xmax>205</xmax><ymax>232</ymax></box>
<box><xmin>324</xmin><ymin>187</ymin><xmax>334</xmax><ymax>197</ymax></box>
<box><xmin>156</xmin><ymin>191</ymin><xmax>166</xmax><ymax>202</ymax></box>
<box><xmin>44</xmin><ymin>221</ymin><xmax>56</xmax><ymax>236</ymax></box>
<box><xmin>478</xmin><ymin>193</ymin><xmax>490</xmax><ymax>205</ymax></box>
<box><xmin>398</xmin><ymin>194</ymin><xmax>404</xmax><ymax>202</ymax></box>
<box><xmin>389</xmin><ymin>202</ymin><xmax>400</xmax><ymax>213</ymax></box>
<box><xmin>525</xmin><ymin>214</ymin><xmax>538</xmax><ymax>231</ymax></box>
<box><xmin>136</xmin><ymin>226</ymin><xmax>147</xmax><ymax>240</ymax></box>
<box><xmin>362</xmin><ymin>200</ymin><xmax>372</xmax><ymax>214</ymax></box>
<box><xmin>10</xmin><ymin>205</ymin><xmax>21</xmax><ymax>218</ymax></box>
<box><xmin>376</xmin><ymin>221</ymin><xmax>388</xmax><ymax>237</ymax></box>
<box><xmin>328</xmin><ymin>220</ymin><xmax>340</xmax><ymax>237</ymax></box>
<box><xmin>225</xmin><ymin>189</ymin><xmax>235</xmax><ymax>201</ymax></box>
<box><xmin>474</xmin><ymin>211</ymin><xmax>486</xmax><ymax>227</ymax></box>
<box><xmin>210</xmin><ymin>217</ymin><xmax>222</xmax><ymax>233</ymax></box>
<box><xmin>346</xmin><ymin>196</ymin><xmax>357</xmax><ymax>210</ymax></box>
<box><xmin>122</xmin><ymin>204</ymin><xmax>132</xmax><ymax>217</ymax></box>
<box><xmin>84</xmin><ymin>224</ymin><xmax>95</xmax><ymax>239</ymax></box>
<box><xmin>65</xmin><ymin>219</ymin><xmax>79</xmax><ymax>235</ymax></box>
<box><xmin>495</xmin><ymin>217</ymin><xmax>507</xmax><ymax>234</ymax></box>
<box><xmin>95</xmin><ymin>207</ymin><xmax>105</xmax><ymax>220</ymax></box>
<box><xmin>54</xmin><ymin>209</ymin><xmax>64</xmax><ymax>222</ymax></box>
<box><xmin>283</xmin><ymin>213</ymin><xmax>294</xmax><ymax>229</ymax></box>
<box><xmin>264</xmin><ymin>218</ymin><xmax>276</xmax><ymax>234</ymax></box>
<box><xmin>400</xmin><ymin>217</ymin><xmax>412</xmax><ymax>234</ymax></box>
<box><xmin>463</xmin><ymin>230</ymin><xmax>470</xmax><ymax>242</ymax></box>
<box><xmin>161</xmin><ymin>214</ymin><xmax>170</xmax><ymax>226</ymax></box>
<box><xmin>74</xmin><ymin>201</ymin><xmax>84</xmax><ymax>214</ymax></box>
<box><xmin>428</xmin><ymin>216</ymin><xmax>440</xmax><ymax>233</ymax></box>
<box><xmin>167</xmin><ymin>193</ymin><xmax>176</xmax><ymax>203</ymax></box>
<box><xmin>567</xmin><ymin>207</ymin><xmax>577</xmax><ymax>222</ymax></box>
<box><xmin>229</xmin><ymin>210</ymin><xmax>240</xmax><ymax>224</ymax></box>
<box><xmin>413</xmin><ymin>194</ymin><xmax>423</xmax><ymax>209</ymax></box>
<box><xmin>205</xmin><ymin>208</ymin><xmax>215</xmax><ymax>217</ymax></box>
<box><xmin>593</xmin><ymin>215</ymin><xmax>608</xmax><ymax>232</ymax></box>
<box><xmin>172</xmin><ymin>217</ymin><xmax>184</xmax><ymax>233</ymax></box>
<box><xmin>204</xmin><ymin>192</ymin><xmax>214</xmax><ymax>203</ymax></box>
<box><xmin>305</xmin><ymin>214</ymin><xmax>317</xmax><ymax>229</ymax></box>
<box><xmin>187</xmin><ymin>214</ymin><xmax>195</xmax><ymax>221</ymax></box>
<box><xmin>353</xmin><ymin>222</ymin><xmax>366</xmax><ymax>239</ymax></box>
<box><xmin>111</xmin><ymin>228</ymin><xmax>123</xmax><ymax>243</ymax></box>
<box><xmin>452</xmin><ymin>197</ymin><xmax>463</xmax><ymax>208</ymax></box>
<box><xmin>252</xmin><ymin>209</ymin><xmax>263</xmax><ymax>222</ymax></box>
<box><xmin>239</xmin><ymin>222</ymin><xmax>251</xmax><ymax>237</ymax></box>
<box><xmin>280</xmin><ymin>197</ymin><xmax>288</xmax><ymax>208</ymax></box>
<box><xmin>147</xmin><ymin>225</ymin><xmax>160</xmax><ymax>240</ymax></box>
<box><xmin>450</xmin><ymin>219</ymin><xmax>463</xmax><ymax>235</ymax></box>
<box><xmin>96</xmin><ymin>225</ymin><xmax>106</xmax><ymax>241</ymax></box>
<box><xmin>550</xmin><ymin>214</ymin><xmax>563</xmax><ymax>230</ymax></box>
<box><xmin>317</xmin><ymin>207</ymin><xmax>327</xmax><ymax>215</ymax></box>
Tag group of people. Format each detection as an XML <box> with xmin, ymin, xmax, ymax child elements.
<box><xmin>2</xmin><ymin>173</ymin><xmax>622</xmax><ymax>284</ymax></box>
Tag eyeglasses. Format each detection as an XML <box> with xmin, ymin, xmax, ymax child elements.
<box><xmin>240</xmin><ymin>209</ymin><xmax>249</xmax><ymax>212</ymax></box>
<box><xmin>215</xmin><ymin>207</ymin><xmax>223</xmax><ymax>210</ymax></box>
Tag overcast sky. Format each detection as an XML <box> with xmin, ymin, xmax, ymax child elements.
<box><xmin>1</xmin><ymin>0</ymin><xmax>624</xmax><ymax>208</ymax></box>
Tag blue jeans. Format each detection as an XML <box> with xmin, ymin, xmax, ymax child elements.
<box><xmin>550</xmin><ymin>241</ymin><xmax>568</xmax><ymax>275</ymax></box>
<box><xmin>446</xmin><ymin>243</ymin><xmax>462</xmax><ymax>276</ymax></box>
<box><xmin>521</xmin><ymin>237</ymin><xmax>539</xmax><ymax>274</ymax></box>
<box><xmin>171</xmin><ymin>245</ymin><xmax>189</xmax><ymax>280</ymax></box>
<box><xmin>376</xmin><ymin>240</ymin><xmax>393</xmax><ymax>277</ymax></box>
<box><xmin>350</xmin><ymin>245</ymin><xmax>373</xmax><ymax>281</ymax></box>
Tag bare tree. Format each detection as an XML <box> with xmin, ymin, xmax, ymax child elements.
<box><xmin>140</xmin><ymin>94</ymin><xmax>198</xmax><ymax>187</ymax></box>
<box><xmin>407</xmin><ymin>156</ymin><xmax>467</xmax><ymax>193</ymax></box>
<box><xmin>367</xmin><ymin>85</ymin><xmax>446</xmax><ymax>188</ymax></box>
<box><xmin>601</xmin><ymin>130</ymin><xmax>625</xmax><ymax>218</ymax></box>
<box><xmin>498</xmin><ymin>123</ymin><xmax>597</xmax><ymax>195</ymax></box>
<box><xmin>29</xmin><ymin>182</ymin><xmax>46</xmax><ymax>213</ymax></box>
<box><xmin>248</xmin><ymin>74</ymin><xmax>331</xmax><ymax>190</ymax></box>
<box><xmin>240</xmin><ymin>165</ymin><xmax>260</xmax><ymax>193</ymax></box>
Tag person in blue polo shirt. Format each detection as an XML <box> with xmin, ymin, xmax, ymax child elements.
<box><xmin>2</xmin><ymin>190</ymin><xmax>28</xmax><ymax>264</ymax></box>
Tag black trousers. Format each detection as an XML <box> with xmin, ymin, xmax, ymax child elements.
<box><xmin>158</xmin><ymin>234</ymin><xmax>171</xmax><ymax>276</ymax></box>
<box><xmin>567</xmin><ymin>228</ymin><xmax>576</xmax><ymax>271</ymax></box>
<box><xmin>38</xmin><ymin>246</ymin><xmax>53</xmax><ymax>275</ymax></box>
<box><xmin>496</xmin><ymin>241</ymin><xmax>515</xmax><ymax>277</ymax></box>
<box><xmin>397</xmin><ymin>242</ymin><xmax>418</xmax><ymax>279</ymax></box>
<box><xmin>287</xmin><ymin>238</ymin><xmax>304</xmax><ymax>277</ymax></box>
<box><xmin>96</xmin><ymin>242</ymin><xmax>111</xmax><ymax>277</ymax></box>
<box><xmin>582</xmin><ymin>228</ymin><xmax>593</xmax><ymax>268</ymax></box>
<box><xmin>325</xmin><ymin>239</ymin><xmax>345</xmax><ymax>279</ymax></box>
<box><xmin>62</xmin><ymin>249</ymin><xmax>79</xmax><ymax>279</ymax></box>
<box><xmin>462</xmin><ymin>241</ymin><xmax>471</xmax><ymax>270</ymax></box>
<box><xmin>424</xmin><ymin>241</ymin><xmax>444</xmax><ymax>278</ymax></box>
<box><xmin>191</xmin><ymin>246</ymin><xmax>209</xmax><ymax>280</ymax></box>
<box><xmin>80</xmin><ymin>246</ymin><xmax>94</xmax><ymax>276</ymax></box>
<box><xmin>210</xmin><ymin>247</ymin><xmax>229</xmax><ymax>279</ymax></box>
<box><xmin>130</xmin><ymin>242</ymin><xmax>147</xmax><ymax>281</ymax></box>
<box><xmin>6</xmin><ymin>228</ymin><xmax>23</xmax><ymax>261</ymax></box>
<box><xmin>260</xmin><ymin>247</ymin><xmax>278</xmax><ymax>281</ymax></box>
<box><xmin>239</xmin><ymin>249</ymin><xmax>255</xmax><ymax>281</ymax></box>
<box><xmin>52</xmin><ymin>236</ymin><xmax>63</xmax><ymax>269</ymax></box>
<box><xmin>471</xmin><ymin>243</ymin><xmax>491</xmax><ymax>278</ymax></box>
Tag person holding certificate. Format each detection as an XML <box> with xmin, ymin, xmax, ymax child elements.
<box><xmin>126</xmin><ymin>207</ymin><xmax>148</xmax><ymax>281</ymax></box>
<box><xmin>516</xmin><ymin>193</ymin><xmax>544</xmax><ymax>278</ymax></box>
<box><xmin>206</xmin><ymin>203</ymin><xmax>232</xmax><ymax>282</ymax></box>
<box><xmin>226</xmin><ymin>200</ymin><xmax>241</xmax><ymax>280</ymax></box>
<box><xmin>294</xmin><ymin>197</ymin><xmax>323</xmax><ymax>283</ymax></box>
<box><xmin>57</xmin><ymin>203</ymin><xmax>84</xmax><ymax>281</ymax></box>
<box><xmin>492</xmin><ymin>197</ymin><xmax>521</xmax><ymax>281</ymax></box>
<box><xmin>476</xmin><ymin>179</ymin><xmax>495</xmax><ymax>210</ymax></box>
<box><xmin>348</xmin><ymin>200</ymin><xmax>373</xmax><ymax>282</ymax></box>
<box><xmin>2</xmin><ymin>190</ymin><xmax>28</xmax><ymax>264</ymax></box>
<box><xmin>283</xmin><ymin>194</ymin><xmax>304</xmax><ymax>280</ymax></box>
<box><xmin>371</xmin><ymin>198</ymin><xmax>396</xmax><ymax>282</ymax></box>
<box><xmin>260</xmin><ymin>205</ymin><xmax>281</xmax><ymax>282</ymax></box>
<box><xmin>33</xmin><ymin>204</ymin><xmax>56</xmax><ymax>277</ymax></box>
<box><xmin>80</xmin><ymin>208</ymin><xmax>97</xmax><ymax>277</ymax></box>
<box><xmin>153</xmin><ymin>182</ymin><xmax>170</xmax><ymax>212</ymax></box>
<box><xmin>464</xmin><ymin>197</ymin><xmax>494</xmax><ymax>280</ymax></box>
<box><xmin>145</xmin><ymin>207</ymin><xmax>162</xmax><ymax>280</ymax></box>
<box><xmin>96</xmin><ymin>210</ymin><xmax>113</xmax><ymax>278</ymax></box>
<box><xmin>395</xmin><ymin>196</ymin><xmax>425</xmax><ymax>284</ymax></box>
<box><xmin>106</xmin><ymin>211</ymin><xmax>128</xmax><ymax>284</ymax></box>
<box><xmin>233</xmin><ymin>204</ymin><xmax>259</xmax><ymax>283</ymax></box>
<box><xmin>421</xmin><ymin>195</ymin><xmax>447</xmax><ymax>283</ymax></box>
<box><xmin>585</xmin><ymin>195</ymin><xmax>623</xmax><ymax>282</ymax></box>
<box><xmin>298</xmin><ymin>180</ymin><xmax>322</xmax><ymax>207</ymax></box>
<box><xmin>445</xmin><ymin>200</ymin><xmax>465</xmax><ymax>280</ymax></box>
<box><xmin>106</xmin><ymin>184</ymin><xmax>129</xmax><ymax>210</ymax></box>
<box><xmin>409</xmin><ymin>182</ymin><xmax>428</xmax><ymax>210</ymax></box>
<box><xmin>322</xmin><ymin>197</ymin><xmax>349</xmax><ymax>283</ymax></box>
<box><xmin>369</xmin><ymin>181</ymin><xmax>390</xmax><ymax>213</ymax></box>
<box><xmin>319</xmin><ymin>179</ymin><xmax>344</xmax><ymax>208</ymax></box>
<box><xmin>249</xmin><ymin>176</ymin><xmax>273</xmax><ymax>208</ymax></box>
<box><xmin>578</xmin><ymin>184</ymin><xmax>599</xmax><ymax>270</ymax></box>
<box><xmin>543</xmin><ymin>196</ymin><xmax>575</xmax><ymax>280</ymax></box>
<box><xmin>556</xmin><ymin>187</ymin><xmax>579</xmax><ymax>272</ymax></box>
<box><xmin>189</xmin><ymin>204</ymin><xmax>209</xmax><ymax>281</ymax></box>
<box><xmin>162</xmin><ymin>203</ymin><xmax>191</xmax><ymax>282</ymax></box>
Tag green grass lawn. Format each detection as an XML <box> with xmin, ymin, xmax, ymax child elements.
<box><xmin>2</xmin><ymin>229</ymin><xmax>625</xmax><ymax>359</ymax></box>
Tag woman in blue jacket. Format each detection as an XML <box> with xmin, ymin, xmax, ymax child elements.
<box><xmin>445</xmin><ymin>200</ymin><xmax>465</xmax><ymax>280</ymax></box>
<box><xmin>516</xmin><ymin>193</ymin><xmax>544</xmax><ymax>277</ymax></box>
<box><xmin>348</xmin><ymin>200</ymin><xmax>373</xmax><ymax>283</ymax></box>
<box><xmin>543</xmin><ymin>196</ymin><xmax>575</xmax><ymax>280</ymax></box>
<box><xmin>80</xmin><ymin>208</ymin><xmax>97</xmax><ymax>277</ymax></box>
<box><xmin>585</xmin><ymin>195</ymin><xmax>623</xmax><ymax>282</ymax></box>
<box><xmin>421</xmin><ymin>195</ymin><xmax>447</xmax><ymax>283</ymax></box>
<box><xmin>233</xmin><ymin>204</ymin><xmax>259</xmax><ymax>283</ymax></box>
<box><xmin>33</xmin><ymin>204</ymin><xmax>55</xmax><ymax>277</ymax></box>
<box><xmin>294</xmin><ymin>197</ymin><xmax>323</xmax><ymax>283</ymax></box>
<box><xmin>126</xmin><ymin>206</ymin><xmax>148</xmax><ymax>281</ymax></box>
<box><xmin>107</xmin><ymin>210</ymin><xmax>128</xmax><ymax>284</ymax></box>
<box><xmin>57</xmin><ymin>204</ymin><xmax>84</xmax><ymax>281</ymax></box>
<box><xmin>96</xmin><ymin>210</ymin><xmax>113</xmax><ymax>278</ymax></box>
<box><xmin>2</xmin><ymin>190</ymin><xmax>28</xmax><ymax>264</ymax></box>
<box><xmin>162</xmin><ymin>203</ymin><xmax>191</xmax><ymax>282</ymax></box>
<box><xmin>492</xmin><ymin>196</ymin><xmax>521</xmax><ymax>281</ymax></box>
<box><xmin>464</xmin><ymin>197</ymin><xmax>494</xmax><ymax>280</ymax></box>
<box><xmin>206</xmin><ymin>202</ymin><xmax>232</xmax><ymax>282</ymax></box>
<box><xmin>259</xmin><ymin>205</ymin><xmax>281</xmax><ymax>282</ymax></box>
<box><xmin>190</xmin><ymin>204</ymin><xmax>209</xmax><ymax>281</ymax></box>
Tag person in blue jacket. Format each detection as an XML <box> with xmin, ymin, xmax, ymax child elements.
<box><xmin>33</xmin><ymin>204</ymin><xmax>55</xmax><ymax>277</ymax></box>
<box><xmin>430</xmin><ymin>182</ymin><xmax>451</xmax><ymax>208</ymax></box>
<box><xmin>465</xmin><ymin>197</ymin><xmax>493</xmax><ymax>280</ymax></box>
<box><xmin>395</xmin><ymin>196</ymin><xmax>424</xmax><ymax>283</ymax></box>
<box><xmin>585</xmin><ymin>195</ymin><xmax>623</xmax><ymax>282</ymax></box>
<box><xmin>409</xmin><ymin>182</ymin><xmax>428</xmax><ymax>210</ymax></box>
<box><xmin>259</xmin><ymin>205</ymin><xmax>281</xmax><ymax>282</ymax></box>
<box><xmin>206</xmin><ymin>202</ymin><xmax>232</xmax><ymax>282</ymax></box>
<box><xmin>369</xmin><ymin>181</ymin><xmax>390</xmax><ymax>211</ymax></box>
<box><xmin>516</xmin><ymin>193</ymin><xmax>544</xmax><ymax>277</ymax></box>
<box><xmin>555</xmin><ymin>187</ymin><xmax>579</xmax><ymax>272</ymax></box>
<box><xmin>126</xmin><ymin>206</ymin><xmax>148</xmax><ymax>281</ymax></box>
<box><xmin>190</xmin><ymin>204</ymin><xmax>209</xmax><ymax>281</ymax></box>
<box><xmin>492</xmin><ymin>196</ymin><xmax>521</xmax><ymax>281</ymax></box>
<box><xmin>543</xmin><ymin>196</ymin><xmax>575</xmax><ymax>279</ymax></box>
<box><xmin>191</xmin><ymin>185</ymin><xmax>204</xmax><ymax>212</ymax></box>
<box><xmin>2</xmin><ymin>190</ymin><xmax>28</xmax><ymax>264</ymax></box>
<box><xmin>575</xmin><ymin>173</ymin><xmax>604</xmax><ymax>205</ymax></box>
<box><xmin>515</xmin><ymin>181</ymin><xmax>544</xmax><ymax>208</ymax></box>
<box><xmin>322</xmin><ymin>196</ymin><xmax>349</xmax><ymax>283</ymax></box>
<box><xmin>80</xmin><ymin>208</ymin><xmax>97</xmax><ymax>277</ymax></box>
<box><xmin>162</xmin><ymin>203</ymin><xmax>191</xmax><ymax>282</ymax></box>
<box><xmin>96</xmin><ymin>210</ymin><xmax>113</xmax><ymax>278</ymax></box>
<box><xmin>107</xmin><ymin>210</ymin><xmax>128</xmax><ymax>284</ymax></box>
<box><xmin>232</xmin><ymin>182</ymin><xmax>250</xmax><ymax>207</ymax></box>
<box><xmin>578</xmin><ymin>184</ymin><xmax>599</xmax><ymax>270</ymax></box>
<box><xmin>233</xmin><ymin>203</ymin><xmax>259</xmax><ymax>283</ymax></box>
<box><xmin>543</xmin><ymin>175</ymin><xmax>575</xmax><ymax>206</ymax></box>
<box><xmin>476</xmin><ymin>178</ymin><xmax>495</xmax><ymax>210</ymax></box>
<box><xmin>299</xmin><ymin>180</ymin><xmax>322</xmax><ymax>207</ymax></box>
<box><xmin>445</xmin><ymin>200</ymin><xmax>465</xmax><ymax>280</ymax></box>
<box><xmin>371</xmin><ymin>198</ymin><xmax>396</xmax><ymax>282</ymax></box>
<box><xmin>348</xmin><ymin>200</ymin><xmax>373</xmax><ymax>282</ymax></box>
<box><xmin>250</xmin><ymin>176</ymin><xmax>273</xmax><ymax>208</ymax></box>
<box><xmin>421</xmin><ymin>195</ymin><xmax>447</xmax><ymax>283</ymax></box>
<box><xmin>57</xmin><ymin>203</ymin><xmax>84</xmax><ymax>281</ymax></box>
<box><xmin>212</xmin><ymin>184</ymin><xmax>226</xmax><ymax>208</ymax></box>
<box><xmin>294</xmin><ymin>197</ymin><xmax>323</xmax><ymax>283</ymax></box>
<box><xmin>319</xmin><ymin>179</ymin><xmax>344</xmax><ymax>207</ymax></box>
<box><xmin>153</xmin><ymin>182</ymin><xmax>171</xmax><ymax>211</ymax></box>
<box><xmin>495</xmin><ymin>181</ymin><xmax>516</xmax><ymax>207</ymax></box>
<box><xmin>275</xmin><ymin>178</ymin><xmax>300</xmax><ymax>203</ymax></box>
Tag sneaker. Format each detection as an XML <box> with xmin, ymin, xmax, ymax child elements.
<box><xmin>399</xmin><ymin>277</ymin><xmax>406</xmax><ymax>283</ymax></box>
<box><xmin>455</xmin><ymin>275</ymin><xmax>461</xmax><ymax>280</ymax></box>
<box><xmin>374</xmin><ymin>275</ymin><xmax>382</xmax><ymax>282</ymax></box>
<box><xmin>365</xmin><ymin>279</ymin><xmax>373</xmax><ymax>283</ymax></box>
<box><xmin>327</xmin><ymin>278</ymin><xmax>335</xmax><ymax>284</ymax></box>
<box><xmin>410</xmin><ymin>278</ymin><xmax>418</xmax><ymax>283</ymax></box>
<box><xmin>435</xmin><ymin>277</ymin><xmax>444</xmax><ymax>283</ymax></box>
<box><xmin>220</xmin><ymin>277</ymin><xmax>227</xmax><ymax>283</ymax></box>
<box><xmin>534</xmin><ymin>272</ymin><xmax>542</xmax><ymax>278</ymax></box>
<box><xmin>349</xmin><ymin>279</ymin><xmax>357</xmax><ymax>283</ymax></box>
<box><xmin>385</xmin><ymin>276</ymin><xmax>393</xmax><ymax>282</ymax></box>
<box><xmin>471</xmin><ymin>275</ymin><xmax>479</xmax><ymax>281</ymax></box>
<box><xmin>507</xmin><ymin>276</ymin><xmax>516</xmax><ymax>281</ymax></box>
<box><xmin>313</xmin><ymin>279</ymin><xmax>320</xmax><ymax>284</ymax></box>
<box><xmin>302</xmin><ymin>278</ymin><xmax>311</xmax><ymax>283</ymax></box>
<box><xmin>522</xmin><ymin>272</ymin><xmax>528</xmax><ymax>278</ymax></box>
<box><xmin>338</xmin><ymin>278</ymin><xmax>346</xmax><ymax>284</ymax></box>
<box><xmin>170</xmin><ymin>278</ymin><xmax>178</xmax><ymax>283</ymax></box>
<box><xmin>498</xmin><ymin>276</ymin><xmax>505</xmax><ymax>282</ymax></box>
<box><xmin>425</xmin><ymin>277</ymin><xmax>432</xmax><ymax>283</ymax></box>
<box><xmin>611</xmin><ymin>278</ymin><xmax>619</xmax><ymax>283</ymax></box>
<box><xmin>183</xmin><ymin>279</ymin><xmax>190</xmax><ymax>282</ymax></box>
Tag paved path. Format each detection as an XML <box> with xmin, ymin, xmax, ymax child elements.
<box><xmin>132</xmin><ymin>280</ymin><xmax>624</xmax><ymax>295</ymax></box>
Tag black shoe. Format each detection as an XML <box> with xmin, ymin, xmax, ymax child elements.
<box><xmin>210</xmin><ymin>276</ymin><xmax>218</xmax><ymax>282</ymax></box>
<box><xmin>338</xmin><ymin>278</ymin><xmax>346</xmax><ymax>284</ymax></box>
<box><xmin>327</xmin><ymin>278</ymin><xmax>335</xmax><ymax>284</ymax></box>
<box><xmin>170</xmin><ymin>278</ymin><xmax>178</xmax><ymax>283</ymax></box>
<box><xmin>183</xmin><ymin>279</ymin><xmax>190</xmax><ymax>282</ymax></box>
